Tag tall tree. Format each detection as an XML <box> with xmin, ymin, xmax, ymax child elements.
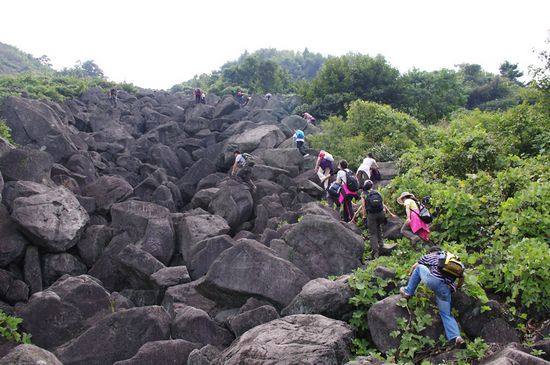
<box><xmin>499</xmin><ymin>61</ymin><xmax>523</xmax><ymax>83</ymax></box>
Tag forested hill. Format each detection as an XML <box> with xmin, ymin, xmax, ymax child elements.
<box><xmin>171</xmin><ymin>49</ymin><xmax>532</xmax><ymax>126</ymax></box>
<box><xmin>0</xmin><ymin>42</ymin><xmax>52</xmax><ymax>75</ymax></box>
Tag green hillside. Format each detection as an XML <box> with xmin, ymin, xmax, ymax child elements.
<box><xmin>0</xmin><ymin>42</ymin><xmax>52</xmax><ymax>75</ymax></box>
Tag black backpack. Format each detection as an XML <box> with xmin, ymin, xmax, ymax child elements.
<box><xmin>366</xmin><ymin>191</ymin><xmax>384</xmax><ymax>213</ymax></box>
<box><xmin>345</xmin><ymin>170</ymin><xmax>359</xmax><ymax>192</ymax></box>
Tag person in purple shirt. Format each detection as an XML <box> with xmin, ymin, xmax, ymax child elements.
<box><xmin>400</xmin><ymin>246</ymin><xmax>466</xmax><ymax>347</ymax></box>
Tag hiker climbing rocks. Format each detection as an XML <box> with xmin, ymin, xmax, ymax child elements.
<box><xmin>231</xmin><ymin>150</ymin><xmax>256</xmax><ymax>192</ymax></box>
<box><xmin>336</xmin><ymin>159</ymin><xmax>359</xmax><ymax>222</ymax></box>
<box><xmin>400</xmin><ymin>246</ymin><xmax>465</xmax><ymax>347</ymax></box>
<box><xmin>303</xmin><ymin>112</ymin><xmax>316</xmax><ymax>125</ymax></box>
<box><xmin>109</xmin><ymin>88</ymin><xmax>118</xmax><ymax>107</ymax></box>
<box><xmin>357</xmin><ymin>152</ymin><xmax>379</xmax><ymax>187</ymax></box>
<box><xmin>194</xmin><ymin>88</ymin><xmax>202</xmax><ymax>104</ymax></box>
<box><xmin>326</xmin><ymin>175</ymin><xmax>342</xmax><ymax>211</ymax></box>
<box><xmin>354</xmin><ymin>180</ymin><xmax>396</xmax><ymax>258</ymax></box>
<box><xmin>264</xmin><ymin>93</ymin><xmax>272</xmax><ymax>101</ymax></box>
<box><xmin>293</xmin><ymin>129</ymin><xmax>308</xmax><ymax>157</ymax></box>
<box><xmin>397</xmin><ymin>191</ymin><xmax>431</xmax><ymax>245</ymax></box>
<box><xmin>314</xmin><ymin>150</ymin><xmax>334</xmax><ymax>190</ymax></box>
<box><xmin>237</xmin><ymin>90</ymin><xmax>247</xmax><ymax>106</ymax></box>
<box><xmin>200</xmin><ymin>91</ymin><xmax>206</xmax><ymax>104</ymax></box>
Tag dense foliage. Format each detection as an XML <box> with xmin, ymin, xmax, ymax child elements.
<box><xmin>171</xmin><ymin>48</ymin><xmax>324</xmax><ymax>95</ymax></box>
<box><xmin>0</xmin><ymin>74</ymin><xmax>137</xmax><ymax>103</ymax></box>
<box><xmin>344</xmin><ymin>86</ymin><xmax>549</xmax><ymax>362</ymax></box>
<box><xmin>308</xmin><ymin>100</ymin><xmax>424</xmax><ymax>165</ymax></box>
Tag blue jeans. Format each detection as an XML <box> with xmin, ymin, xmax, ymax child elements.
<box><xmin>404</xmin><ymin>265</ymin><xmax>461</xmax><ymax>341</ymax></box>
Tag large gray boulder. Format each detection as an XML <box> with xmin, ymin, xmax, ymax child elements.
<box><xmin>257</xmin><ymin>147</ymin><xmax>305</xmax><ymax>171</ymax></box>
<box><xmin>76</xmin><ymin>225</ymin><xmax>113</xmax><ymax>267</ymax></box>
<box><xmin>216</xmin><ymin>315</ymin><xmax>353</xmax><ymax>365</ymax></box>
<box><xmin>11</xmin><ymin>186</ymin><xmax>89</xmax><ymax>252</ymax></box>
<box><xmin>0</xmin><ymin>205</ymin><xmax>28</xmax><ymax>267</ymax></box>
<box><xmin>177</xmin><ymin>158</ymin><xmax>217</xmax><ymax>201</ymax></box>
<box><xmin>116</xmin><ymin>244</ymin><xmax>165</xmax><ymax>290</ymax></box>
<box><xmin>174</xmin><ymin>213</ymin><xmax>231</xmax><ymax>262</ymax></box>
<box><xmin>208</xmin><ymin>179</ymin><xmax>254</xmax><ymax>230</ymax></box>
<box><xmin>42</xmin><ymin>253</ymin><xmax>87</xmax><ymax>286</ymax></box>
<box><xmin>225</xmin><ymin>124</ymin><xmax>286</xmax><ymax>152</ymax></box>
<box><xmin>171</xmin><ymin>304</ymin><xmax>234</xmax><ymax>348</ymax></box>
<box><xmin>162</xmin><ymin>281</ymin><xmax>218</xmax><ymax>315</ymax></box>
<box><xmin>113</xmin><ymin>340</ymin><xmax>201</xmax><ymax>365</ymax></box>
<box><xmin>81</xmin><ymin>175</ymin><xmax>133</xmax><ymax>213</ymax></box>
<box><xmin>228</xmin><ymin>304</ymin><xmax>280</xmax><ymax>338</ymax></box>
<box><xmin>0</xmin><ymin>344</ymin><xmax>62</xmax><ymax>365</ymax></box>
<box><xmin>273</xmin><ymin>215</ymin><xmax>364</xmax><ymax>279</ymax></box>
<box><xmin>1</xmin><ymin>96</ymin><xmax>79</xmax><ymax>162</ymax></box>
<box><xmin>0</xmin><ymin>269</ymin><xmax>29</xmax><ymax>305</ymax></box>
<box><xmin>213</xmin><ymin>96</ymin><xmax>241</xmax><ymax>119</ymax></box>
<box><xmin>16</xmin><ymin>275</ymin><xmax>112</xmax><ymax>350</ymax></box>
<box><xmin>0</xmin><ymin>147</ymin><xmax>54</xmax><ymax>184</ymax></box>
<box><xmin>54</xmin><ymin>306</ymin><xmax>171</xmax><ymax>365</ymax></box>
<box><xmin>196</xmin><ymin>239</ymin><xmax>309</xmax><ymax>309</ymax></box>
<box><xmin>282</xmin><ymin>277</ymin><xmax>355</xmax><ymax>321</ymax></box>
<box><xmin>23</xmin><ymin>246</ymin><xmax>42</xmax><ymax>295</ymax></box>
<box><xmin>481</xmin><ymin>343</ymin><xmax>549</xmax><ymax>365</ymax></box>
<box><xmin>111</xmin><ymin>200</ymin><xmax>175</xmax><ymax>264</ymax></box>
<box><xmin>187</xmin><ymin>235</ymin><xmax>236</xmax><ymax>280</ymax></box>
<box><xmin>367</xmin><ymin>295</ymin><xmax>444</xmax><ymax>353</ymax></box>
<box><xmin>148</xmin><ymin>144</ymin><xmax>184</xmax><ymax>178</ymax></box>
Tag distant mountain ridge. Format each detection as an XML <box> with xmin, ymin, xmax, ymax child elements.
<box><xmin>0</xmin><ymin>42</ymin><xmax>52</xmax><ymax>75</ymax></box>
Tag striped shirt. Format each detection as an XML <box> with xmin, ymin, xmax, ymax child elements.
<box><xmin>418</xmin><ymin>252</ymin><xmax>458</xmax><ymax>292</ymax></box>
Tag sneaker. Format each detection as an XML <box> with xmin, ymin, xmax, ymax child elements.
<box><xmin>454</xmin><ymin>336</ymin><xmax>466</xmax><ymax>348</ymax></box>
<box><xmin>399</xmin><ymin>287</ymin><xmax>411</xmax><ymax>299</ymax></box>
<box><xmin>303</xmin><ymin>153</ymin><xmax>310</xmax><ymax>157</ymax></box>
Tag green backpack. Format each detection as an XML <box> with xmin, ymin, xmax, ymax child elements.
<box><xmin>438</xmin><ymin>251</ymin><xmax>465</xmax><ymax>278</ymax></box>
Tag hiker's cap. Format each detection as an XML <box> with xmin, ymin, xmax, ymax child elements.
<box><xmin>397</xmin><ymin>191</ymin><xmax>415</xmax><ymax>205</ymax></box>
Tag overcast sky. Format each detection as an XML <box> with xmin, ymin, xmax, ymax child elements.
<box><xmin>2</xmin><ymin>0</ymin><xmax>548</xmax><ymax>89</ymax></box>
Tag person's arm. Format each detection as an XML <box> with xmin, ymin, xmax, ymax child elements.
<box><xmin>408</xmin><ymin>262</ymin><xmax>419</xmax><ymax>276</ymax></box>
<box><xmin>384</xmin><ymin>204</ymin><xmax>397</xmax><ymax>217</ymax></box>
<box><xmin>456</xmin><ymin>275</ymin><xmax>465</xmax><ymax>289</ymax></box>
<box><xmin>314</xmin><ymin>157</ymin><xmax>320</xmax><ymax>171</ymax></box>
<box><xmin>361</xmin><ymin>196</ymin><xmax>367</xmax><ymax>219</ymax></box>
<box><xmin>405</xmin><ymin>204</ymin><xmax>412</xmax><ymax>222</ymax></box>
<box><xmin>231</xmin><ymin>160</ymin><xmax>238</xmax><ymax>176</ymax></box>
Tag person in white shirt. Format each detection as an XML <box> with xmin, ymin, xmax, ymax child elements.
<box><xmin>357</xmin><ymin>152</ymin><xmax>378</xmax><ymax>187</ymax></box>
<box><xmin>231</xmin><ymin>150</ymin><xmax>255</xmax><ymax>191</ymax></box>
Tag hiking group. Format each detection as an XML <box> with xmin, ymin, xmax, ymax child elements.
<box><xmin>224</xmin><ymin>99</ymin><xmax>466</xmax><ymax>349</ymax></box>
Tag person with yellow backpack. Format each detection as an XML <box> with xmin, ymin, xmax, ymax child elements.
<box><xmin>400</xmin><ymin>246</ymin><xmax>466</xmax><ymax>348</ymax></box>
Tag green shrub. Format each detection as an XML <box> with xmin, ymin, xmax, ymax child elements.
<box><xmin>0</xmin><ymin>310</ymin><xmax>31</xmax><ymax>344</ymax></box>
<box><xmin>480</xmin><ymin>238</ymin><xmax>550</xmax><ymax>312</ymax></box>
<box><xmin>496</xmin><ymin>182</ymin><xmax>550</xmax><ymax>241</ymax></box>
<box><xmin>0</xmin><ymin>118</ymin><xmax>13</xmax><ymax>143</ymax></box>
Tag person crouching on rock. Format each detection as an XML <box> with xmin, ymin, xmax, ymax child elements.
<box><xmin>314</xmin><ymin>150</ymin><xmax>334</xmax><ymax>190</ymax></box>
<box><xmin>400</xmin><ymin>246</ymin><xmax>465</xmax><ymax>348</ymax></box>
<box><xmin>231</xmin><ymin>150</ymin><xmax>256</xmax><ymax>192</ymax></box>
<box><xmin>396</xmin><ymin>191</ymin><xmax>430</xmax><ymax>245</ymax></box>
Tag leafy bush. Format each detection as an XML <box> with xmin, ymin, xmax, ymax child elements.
<box><xmin>480</xmin><ymin>239</ymin><xmax>550</xmax><ymax>312</ymax></box>
<box><xmin>497</xmin><ymin>182</ymin><xmax>550</xmax><ymax>240</ymax></box>
<box><xmin>0</xmin><ymin>118</ymin><xmax>13</xmax><ymax>143</ymax></box>
<box><xmin>309</xmin><ymin>100</ymin><xmax>424</xmax><ymax>167</ymax></box>
<box><xmin>0</xmin><ymin>310</ymin><xmax>31</xmax><ymax>344</ymax></box>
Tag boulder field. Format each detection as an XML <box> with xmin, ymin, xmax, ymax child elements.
<box><xmin>0</xmin><ymin>90</ymin><xmax>533</xmax><ymax>364</ymax></box>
